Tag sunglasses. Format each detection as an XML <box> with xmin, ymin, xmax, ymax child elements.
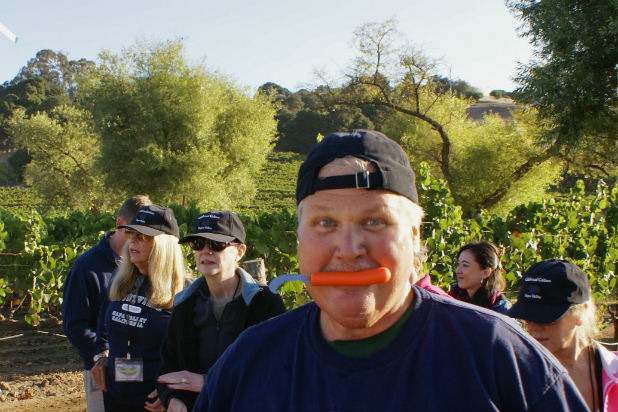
<box><xmin>189</xmin><ymin>237</ymin><xmax>238</xmax><ymax>252</ymax></box>
<box><xmin>124</xmin><ymin>228</ymin><xmax>153</xmax><ymax>242</ymax></box>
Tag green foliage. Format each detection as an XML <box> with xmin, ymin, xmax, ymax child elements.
<box><xmin>0</xmin><ymin>163</ymin><xmax>17</xmax><ymax>184</ymax></box>
<box><xmin>417</xmin><ymin>162</ymin><xmax>469</xmax><ymax>287</ymax></box>
<box><xmin>261</xmin><ymin>83</ymin><xmax>375</xmax><ymax>153</ymax></box>
<box><xmin>419</xmin><ymin>167</ymin><xmax>618</xmax><ymax>305</ymax></box>
<box><xmin>0</xmin><ymin>76</ymin><xmax>70</xmax><ymax>148</ymax></box>
<box><xmin>11</xmin><ymin>49</ymin><xmax>94</xmax><ymax>100</ymax></box>
<box><xmin>0</xmin><ymin>49</ymin><xmax>93</xmax><ymax>151</ymax></box>
<box><xmin>257</xmin><ymin>82</ymin><xmax>292</xmax><ymax>101</ymax></box>
<box><xmin>432</xmin><ymin>75</ymin><xmax>484</xmax><ymax>100</ymax></box>
<box><xmin>7</xmin><ymin>105</ymin><xmax>106</xmax><ymax>211</ymax></box>
<box><xmin>0</xmin><ymin>209</ymin><xmax>94</xmax><ymax>324</ymax></box>
<box><xmin>2</xmin><ymin>165</ymin><xmax>618</xmax><ymax>323</ymax></box>
<box><xmin>6</xmin><ymin>149</ymin><xmax>30</xmax><ymax>180</ymax></box>
<box><xmin>508</xmin><ymin>0</ymin><xmax>618</xmax><ymax>172</ymax></box>
<box><xmin>316</xmin><ymin>19</ymin><xmax>562</xmax><ymax>212</ymax></box>
<box><xmin>276</xmin><ymin>106</ymin><xmax>374</xmax><ymax>153</ymax></box>
<box><xmin>81</xmin><ymin>39</ymin><xmax>277</xmax><ymax>209</ymax></box>
<box><xmin>44</xmin><ymin>210</ymin><xmax>116</xmax><ymax>244</ymax></box>
<box><xmin>243</xmin><ymin>208</ymin><xmax>298</xmax><ymax>279</ymax></box>
<box><xmin>386</xmin><ymin>92</ymin><xmax>562</xmax><ymax>213</ymax></box>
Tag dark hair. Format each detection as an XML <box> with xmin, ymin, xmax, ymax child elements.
<box><xmin>457</xmin><ymin>240</ymin><xmax>506</xmax><ymax>304</ymax></box>
<box><xmin>117</xmin><ymin>195</ymin><xmax>152</xmax><ymax>222</ymax></box>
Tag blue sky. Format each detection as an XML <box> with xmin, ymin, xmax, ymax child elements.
<box><xmin>1</xmin><ymin>0</ymin><xmax>533</xmax><ymax>95</ymax></box>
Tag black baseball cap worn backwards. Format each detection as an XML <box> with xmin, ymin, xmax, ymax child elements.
<box><xmin>506</xmin><ymin>259</ymin><xmax>590</xmax><ymax>323</ymax></box>
<box><xmin>179</xmin><ymin>210</ymin><xmax>246</xmax><ymax>244</ymax></box>
<box><xmin>118</xmin><ymin>204</ymin><xmax>180</xmax><ymax>238</ymax></box>
<box><xmin>296</xmin><ymin>130</ymin><xmax>418</xmax><ymax>204</ymax></box>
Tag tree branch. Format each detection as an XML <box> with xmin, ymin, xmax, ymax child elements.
<box><xmin>479</xmin><ymin>147</ymin><xmax>555</xmax><ymax>210</ymax></box>
<box><xmin>584</xmin><ymin>164</ymin><xmax>610</xmax><ymax>177</ymax></box>
<box><xmin>327</xmin><ymin>95</ymin><xmax>452</xmax><ymax>186</ymax></box>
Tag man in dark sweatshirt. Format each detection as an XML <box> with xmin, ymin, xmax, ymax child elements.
<box><xmin>193</xmin><ymin>130</ymin><xmax>588</xmax><ymax>412</ymax></box>
<box><xmin>62</xmin><ymin>195</ymin><xmax>151</xmax><ymax>412</ymax></box>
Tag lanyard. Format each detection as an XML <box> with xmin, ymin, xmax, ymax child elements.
<box><xmin>126</xmin><ymin>275</ymin><xmax>145</xmax><ymax>359</ymax></box>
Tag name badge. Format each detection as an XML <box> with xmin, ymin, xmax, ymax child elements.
<box><xmin>114</xmin><ymin>358</ymin><xmax>144</xmax><ymax>382</ymax></box>
<box><xmin>121</xmin><ymin>303</ymin><xmax>142</xmax><ymax>314</ymax></box>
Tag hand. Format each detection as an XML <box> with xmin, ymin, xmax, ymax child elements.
<box><xmin>168</xmin><ymin>397</ymin><xmax>188</xmax><ymax>412</ymax></box>
<box><xmin>144</xmin><ymin>389</ymin><xmax>164</xmax><ymax>412</ymax></box>
<box><xmin>157</xmin><ymin>370</ymin><xmax>204</xmax><ymax>393</ymax></box>
<box><xmin>91</xmin><ymin>357</ymin><xmax>108</xmax><ymax>392</ymax></box>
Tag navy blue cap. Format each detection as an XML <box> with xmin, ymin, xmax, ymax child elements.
<box><xmin>296</xmin><ymin>130</ymin><xmax>418</xmax><ymax>204</ymax></box>
<box><xmin>118</xmin><ymin>205</ymin><xmax>180</xmax><ymax>238</ymax></box>
<box><xmin>179</xmin><ymin>210</ymin><xmax>246</xmax><ymax>244</ymax></box>
<box><xmin>507</xmin><ymin>259</ymin><xmax>590</xmax><ymax>323</ymax></box>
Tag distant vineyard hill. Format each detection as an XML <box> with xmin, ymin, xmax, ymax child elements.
<box><xmin>238</xmin><ymin>151</ymin><xmax>304</xmax><ymax>214</ymax></box>
<box><xmin>0</xmin><ymin>187</ymin><xmax>41</xmax><ymax>215</ymax></box>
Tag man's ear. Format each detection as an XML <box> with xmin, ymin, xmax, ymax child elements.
<box><xmin>237</xmin><ymin>243</ymin><xmax>247</xmax><ymax>259</ymax></box>
<box><xmin>116</xmin><ymin>217</ymin><xmax>126</xmax><ymax>228</ymax></box>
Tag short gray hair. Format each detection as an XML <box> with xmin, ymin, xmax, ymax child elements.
<box><xmin>297</xmin><ymin>155</ymin><xmax>427</xmax><ymax>279</ymax></box>
<box><xmin>117</xmin><ymin>195</ymin><xmax>152</xmax><ymax>221</ymax></box>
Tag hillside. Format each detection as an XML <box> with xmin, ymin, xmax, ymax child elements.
<box><xmin>238</xmin><ymin>151</ymin><xmax>303</xmax><ymax>213</ymax></box>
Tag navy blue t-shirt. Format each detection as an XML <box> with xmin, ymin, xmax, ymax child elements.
<box><xmin>194</xmin><ymin>287</ymin><xmax>588</xmax><ymax>412</ymax></box>
<box><xmin>98</xmin><ymin>276</ymin><xmax>172</xmax><ymax>408</ymax></box>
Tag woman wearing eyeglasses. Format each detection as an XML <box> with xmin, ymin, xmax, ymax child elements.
<box><xmin>156</xmin><ymin>210</ymin><xmax>286</xmax><ymax>412</ymax></box>
<box><xmin>91</xmin><ymin>205</ymin><xmax>187</xmax><ymax>412</ymax></box>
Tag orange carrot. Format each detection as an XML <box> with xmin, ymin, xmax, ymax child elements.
<box><xmin>310</xmin><ymin>267</ymin><xmax>391</xmax><ymax>286</ymax></box>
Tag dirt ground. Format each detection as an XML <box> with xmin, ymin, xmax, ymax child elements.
<box><xmin>0</xmin><ymin>318</ymin><xmax>85</xmax><ymax>412</ymax></box>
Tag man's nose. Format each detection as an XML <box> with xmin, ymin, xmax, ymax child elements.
<box><xmin>334</xmin><ymin>224</ymin><xmax>366</xmax><ymax>260</ymax></box>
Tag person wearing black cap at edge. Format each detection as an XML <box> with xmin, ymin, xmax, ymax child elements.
<box><xmin>507</xmin><ymin>259</ymin><xmax>618</xmax><ymax>412</ymax></box>
<box><xmin>192</xmin><ymin>130</ymin><xmax>588</xmax><ymax>412</ymax></box>
<box><xmin>91</xmin><ymin>205</ymin><xmax>187</xmax><ymax>412</ymax></box>
<box><xmin>155</xmin><ymin>210</ymin><xmax>286</xmax><ymax>412</ymax></box>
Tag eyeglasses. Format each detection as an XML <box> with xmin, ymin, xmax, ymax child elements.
<box><xmin>189</xmin><ymin>237</ymin><xmax>238</xmax><ymax>252</ymax></box>
<box><xmin>125</xmin><ymin>228</ymin><xmax>153</xmax><ymax>242</ymax></box>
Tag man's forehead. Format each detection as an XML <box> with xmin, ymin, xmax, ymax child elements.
<box><xmin>301</xmin><ymin>188</ymin><xmax>408</xmax><ymax>214</ymax></box>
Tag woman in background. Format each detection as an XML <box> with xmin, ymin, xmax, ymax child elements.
<box><xmin>92</xmin><ymin>205</ymin><xmax>186</xmax><ymax>412</ymax></box>
<box><xmin>507</xmin><ymin>259</ymin><xmax>618</xmax><ymax>412</ymax></box>
<box><xmin>156</xmin><ymin>210</ymin><xmax>286</xmax><ymax>412</ymax></box>
<box><xmin>449</xmin><ymin>240</ymin><xmax>511</xmax><ymax>314</ymax></box>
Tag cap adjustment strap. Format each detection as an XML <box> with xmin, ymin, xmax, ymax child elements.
<box><xmin>355</xmin><ymin>170</ymin><xmax>370</xmax><ymax>189</ymax></box>
<box><xmin>312</xmin><ymin>171</ymin><xmax>382</xmax><ymax>192</ymax></box>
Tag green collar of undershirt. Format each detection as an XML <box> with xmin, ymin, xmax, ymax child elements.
<box><xmin>327</xmin><ymin>302</ymin><xmax>414</xmax><ymax>358</ymax></box>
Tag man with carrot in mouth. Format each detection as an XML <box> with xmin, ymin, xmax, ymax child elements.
<box><xmin>194</xmin><ymin>130</ymin><xmax>587</xmax><ymax>411</ymax></box>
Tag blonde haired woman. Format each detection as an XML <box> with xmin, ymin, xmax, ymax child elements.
<box><xmin>508</xmin><ymin>259</ymin><xmax>618</xmax><ymax>412</ymax></box>
<box><xmin>92</xmin><ymin>205</ymin><xmax>186</xmax><ymax>412</ymax></box>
